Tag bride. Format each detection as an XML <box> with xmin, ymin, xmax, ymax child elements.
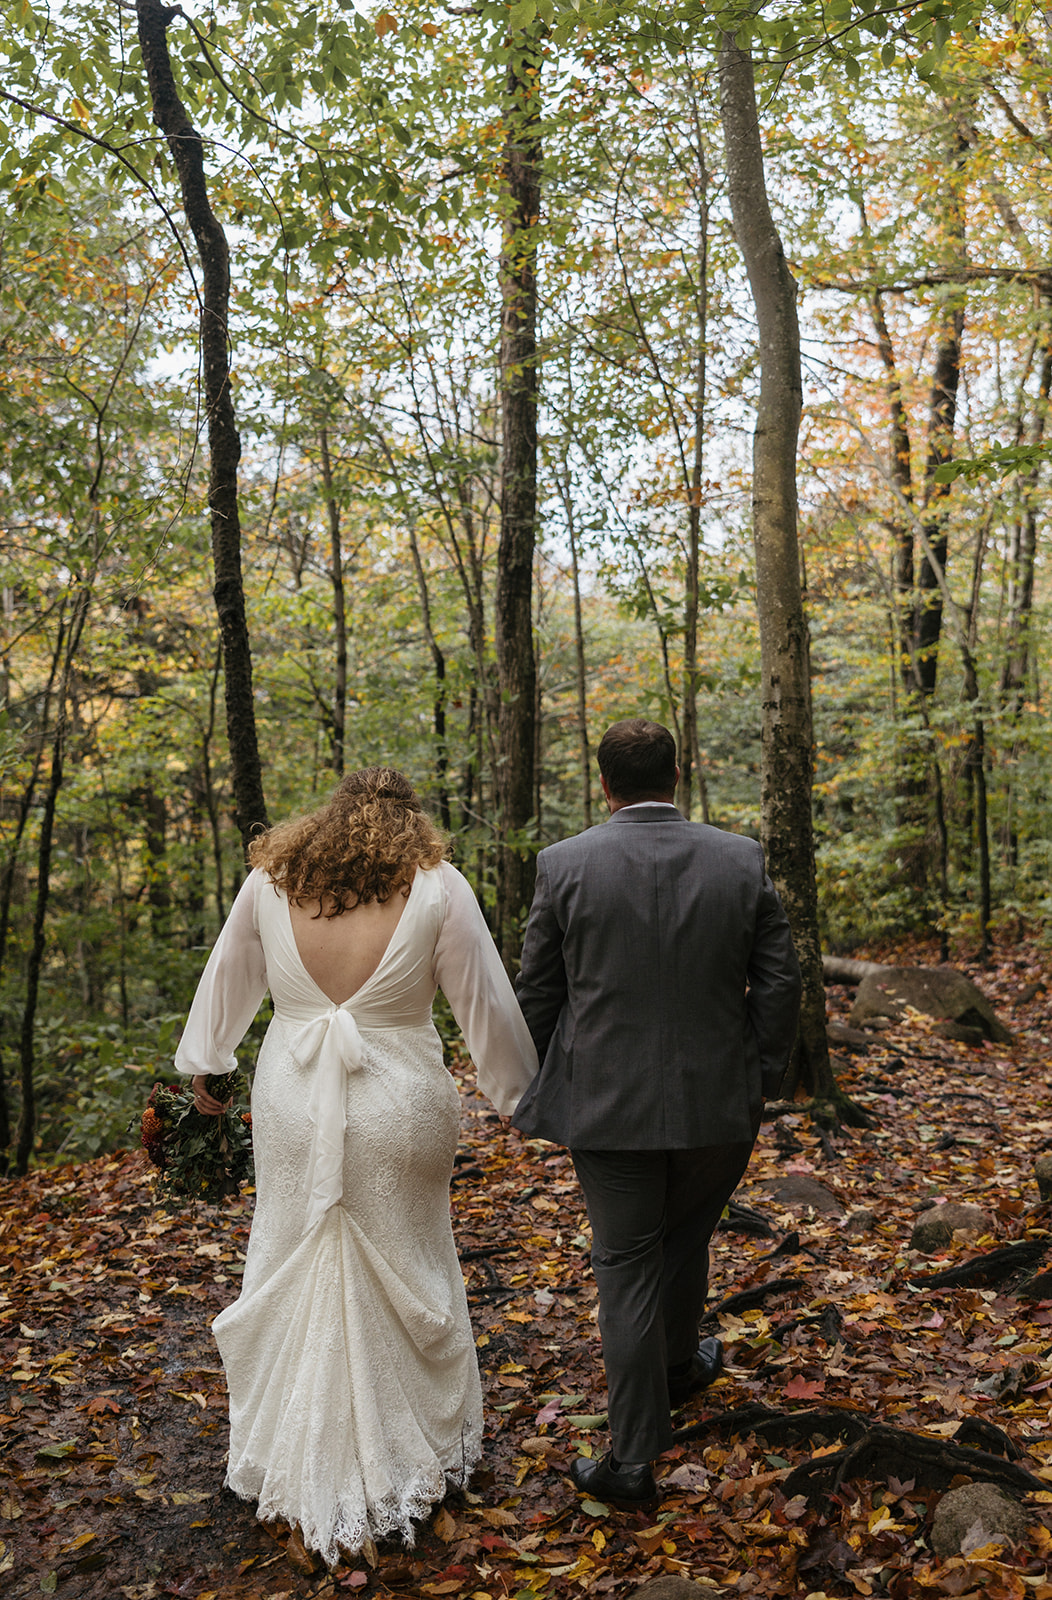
<box><xmin>175</xmin><ymin>767</ymin><xmax>538</xmax><ymax>1566</ymax></box>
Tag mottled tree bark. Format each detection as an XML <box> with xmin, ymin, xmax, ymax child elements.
<box><xmin>871</xmin><ymin>291</ymin><xmax>915</xmax><ymax>695</ymax></box>
<box><xmin>136</xmin><ymin>0</ymin><xmax>268</xmax><ymax>848</ymax></box>
<box><xmin>495</xmin><ymin>28</ymin><xmax>542</xmax><ymax>961</ymax></box>
<box><xmin>0</xmin><ymin>619</ymin><xmax>65</xmax><ymax>1166</ymax></box>
<box><xmin>1001</xmin><ymin>323</ymin><xmax>1051</xmax><ymax>716</ymax></box>
<box><xmin>319</xmin><ymin>425</ymin><xmax>348</xmax><ymax>776</ymax></box>
<box><xmin>15</xmin><ymin>593</ymin><xmax>89</xmax><ymax>1174</ymax></box>
<box><xmin>679</xmin><ymin>156</ymin><xmax>709</xmax><ymax>823</ymax></box>
<box><xmin>406</xmin><ymin>523</ymin><xmax>452</xmax><ymax>829</ymax></box>
<box><xmin>718</xmin><ymin>38</ymin><xmax>844</xmax><ymax>1113</ymax></box>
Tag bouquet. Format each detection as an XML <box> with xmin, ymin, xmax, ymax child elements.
<box><xmin>137</xmin><ymin>1071</ymin><xmax>254</xmax><ymax>1206</ymax></box>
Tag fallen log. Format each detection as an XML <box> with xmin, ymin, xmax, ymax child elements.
<box><xmin>822</xmin><ymin>956</ymin><xmax>887</xmax><ymax>984</ymax></box>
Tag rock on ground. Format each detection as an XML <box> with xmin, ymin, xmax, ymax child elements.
<box><xmin>763</xmin><ymin>1175</ymin><xmax>845</xmax><ymax>1217</ymax></box>
<box><xmin>633</xmin><ymin>1579</ymin><xmax>729</xmax><ymax>1600</ymax></box>
<box><xmin>930</xmin><ymin>1481</ymin><xmax>1031</xmax><ymax>1557</ymax></box>
<box><xmin>849</xmin><ymin>966</ymin><xmax>1012</xmax><ymax>1044</ymax></box>
<box><xmin>1036</xmin><ymin>1154</ymin><xmax>1052</xmax><ymax>1201</ymax></box>
<box><xmin>910</xmin><ymin>1201</ymin><xmax>991</xmax><ymax>1252</ymax></box>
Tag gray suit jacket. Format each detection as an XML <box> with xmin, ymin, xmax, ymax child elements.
<box><xmin>512</xmin><ymin>807</ymin><xmax>801</xmax><ymax>1149</ymax></box>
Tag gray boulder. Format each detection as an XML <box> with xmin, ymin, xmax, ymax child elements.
<box><xmin>910</xmin><ymin>1202</ymin><xmax>991</xmax><ymax>1252</ymax></box>
<box><xmin>764</xmin><ymin>1174</ymin><xmax>845</xmax><ymax>1217</ymax></box>
<box><xmin>930</xmin><ymin>1481</ymin><xmax>1030</xmax><ymax>1557</ymax></box>
<box><xmin>634</xmin><ymin>1581</ymin><xmax>729</xmax><ymax>1600</ymax></box>
<box><xmin>849</xmin><ymin>966</ymin><xmax>1012</xmax><ymax>1044</ymax></box>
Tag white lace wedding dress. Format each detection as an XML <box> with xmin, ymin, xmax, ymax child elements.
<box><xmin>174</xmin><ymin>861</ymin><xmax>537</xmax><ymax>1565</ymax></box>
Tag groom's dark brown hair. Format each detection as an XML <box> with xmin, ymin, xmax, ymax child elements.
<box><xmin>597</xmin><ymin>719</ymin><xmax>677</xmax><ymax>803</ymax></box>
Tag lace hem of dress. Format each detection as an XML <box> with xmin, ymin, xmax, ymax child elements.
<box><xmin>225</xmin><ymin>1423</ymin><xmax>483</xmax><ymax>1568</ymax></box>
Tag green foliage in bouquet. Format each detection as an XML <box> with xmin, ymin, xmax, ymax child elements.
<box><xmin>136</xmin><ymin>1071</ymin><xmax>254</xmax><ymax>1207</ymax></box>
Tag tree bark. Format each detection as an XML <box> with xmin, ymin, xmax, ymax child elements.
<box><xmin>15</xmin><ymin>592</ymin><xmax>89</xmax><ymax>1174</ymax></box>
<box><xmin>136</xmin><ymin>0</ymin><xmax>268</xmax><ymax>848</ymax></box>
<box><xmin>319</xmin><ymin>424</ymin><xmax>348</xmax><ymax>776</ymax></box>
<box><xmin>718</xmin><ymin>38</ymin><xmax>841</xmax><ymax>1112</ymax></box>
<box><xmin>0</xmin><ymin>616</ymin><xmax>65</xmax><ymax>1164</ymax></box>
<box><xmin>1001</xmin><ymin>314</ymin><xmax>1051</xmax><ymax>715</ymax></box>
<box><xmin>913</xmin><ymin>128</ymin><xmax>968</xmax><ymax>700</ymax></box>
<box><xmin>495</xmin><ymin>25</ymin><xmax>542</xmax><ymax>961</ymax></box>
<box><xmin>406</xmin><ymin>523</ymin><xmax>452</xmax><ymax>829</ymax></box>
<box><xmin>870</xmin><ymin>290</ymin><xmax>915</xmax><ymax>695</ymax></box>
<box><xmin>679</xmin><ymin>151</ymin><xmax>709</xmax><ymax>822</ymax></box>
<box><xmin>567</xmin><ymin>503</ymin><xmax>593</xmax><ymax>831</ymax></box>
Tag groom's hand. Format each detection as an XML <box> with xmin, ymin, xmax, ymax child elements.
<box><xmin>192</xmin><ymin>1075</ymin><xmax>232</xmax><ymax>1116</ymax></box>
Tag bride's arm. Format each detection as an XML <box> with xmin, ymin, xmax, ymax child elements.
<box><xmin>433</xmin><ymin>864</ymin><xmax>538</xmax><ymax>1116</ymax></box>
<box><xmin>175</xmin><ymin>871</ymin><xmax>270</xmax><ymax>1097</ymax></box>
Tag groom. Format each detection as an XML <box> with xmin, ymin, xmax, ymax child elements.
<box><xmin>513</xmin><ymin>718</ymin><xmax>801</xmax><ymax>1504</ymax></box>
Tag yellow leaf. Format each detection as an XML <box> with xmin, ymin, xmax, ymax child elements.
<box><xmin>592</xmin><ymin>1528</ymin><xmax>606</xmax><ymax>1551</ymax></box>
<box><xmin>482</xmin><ymin>1507</ymin><xmax>519</xmax><ymax>1528</ymax></box>
<box><xmin>62</xmin><ymin>1531</ymin><xmax>96</xmax><ymax>1552</ymax></box>
<box><xmin>433</xmin><ymin>1506</ymin><xmax>457</xmax><ymax>1542</ymax></box>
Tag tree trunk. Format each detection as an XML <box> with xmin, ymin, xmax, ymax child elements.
<box><xmin>319</xmin><ymin>424</ymin><xmax>348</xmax><ymax>776</ymax></box>
<box><xmin>679</xmin><ymin>158</ymin><xmax>709</xmax><ymax>822</ymax></box>
<box><xmin>567</xmin><ymin>501</ymin><xmax>593</xmax><ymax>830</ymax></box>
<box><xmin>406</xmin><ymin>523</ymin><xmax>452</xmax><ymax>829</ymax></box>
<box><xmin>718</xmin><ymin>38</ymin><xmax>843</xmax><ymax>1114</ymax></box>
<box><xmin>1001</xmin><ymin>316</ymin><xmax>1050</xmax><ymax>715</ymax></box>
<box><xmin>494</xmin><ymin>26</ymin><xmax>542</xmax><ymax>961</ymax></box>
<box><xmin>136</xmin><ymin>0</ymin><xmax>268</xmax><ymax>849</ymax></box>
<box><xmin>15</xmin><ymin>592</ymin><xmax>89</xmax><ymax>1174</ymax></box>
<box><xmin>870</xmin><ymin>290</ymin><xmax>915</xmax><ymax>695</ymax></box>
<box><xmin>0</xmin><ymin>617</ymin><xmax>65</xmax><ymax>1165</ymax></box>
<box><xmin>913</xmin><ymin>128</ymin><xmax>967</xmax><ymax>701</ymax></box>
<box><xmin>914</xmin><ymin>305</ymin><xmax>965</xmax><ymax>696</ymax></box>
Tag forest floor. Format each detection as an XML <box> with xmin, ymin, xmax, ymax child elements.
<box><xmin>3</xmin><ymin>939</ymin><xmax>1052</xmax><ymax>1600</ymax></box>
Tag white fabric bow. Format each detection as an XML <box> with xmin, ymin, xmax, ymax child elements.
<box><xmin>291</xmin><ymin>1006</ymin><xmax>364</xmax><ymax>1233</ymax></box>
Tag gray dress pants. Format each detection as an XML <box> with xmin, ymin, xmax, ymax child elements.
<box><xmin>571</xmin><ymin>1141</ymin><xmax>756</xmax><ymax>1464</ymax></box>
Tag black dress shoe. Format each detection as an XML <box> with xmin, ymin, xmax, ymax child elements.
<box><xmin>667</xmin><ymin>1336</ymin><xmax>723</xmax><ymax>1405</ymax></box>
<box><xmin>570</xmin><ymin>1451</ymin><xmax>658</xmax><ymax>1506</ymax></box>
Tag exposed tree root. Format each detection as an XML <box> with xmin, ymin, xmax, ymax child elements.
<box><xmin>954</xmin><ymin>1417</ymin><xmax>1023</xmax><ymax>1460</ymax></box>
<box><xmin>717</xmin><ymin>1199</ymin><xmax>776</xmax><ymax>1238</ymax></box>
<box><xmin>782</xmin><ymin>1421</ymin><xmax>1046</xmax><ymax>1501</ymax></box>
<box><xmin>672</xmin><ymin>1403</ymin><xmax>869</xmax><ymax>1449</ymax></box>
<box><xmin>907</xmin><ymin>1238</ymin><xmax>1048</xmax><ymax>1291</ymax></box>
<box><xmin>700</xmin><ymin>1277</ymin><xmax>806</xmax><ymax>1324</ymax></box>
<box><xmin>671</xmin><ymin>1407</ymin><xmax>1044</xmax><ymax>1500</ymax></box>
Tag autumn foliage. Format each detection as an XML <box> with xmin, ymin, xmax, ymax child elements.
<box><xmin>1</xmin><ymin>948</ymin><xmax>1052</xmax><ymax>1597</ymax></box>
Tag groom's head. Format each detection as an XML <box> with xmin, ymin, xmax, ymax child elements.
<box><xmin>598</xmin><ymin>719</ymin><xmax>678</xmax><ymax>805</ymax></box>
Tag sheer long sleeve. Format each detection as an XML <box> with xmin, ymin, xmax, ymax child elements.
<box><xmin>433</xmin><ymin>864</ymin><xmax>538</xmax><ymax>1116</ymax></box>
<box><xmin>175</xmin><ymin>871</ymin><xmax>270</xmax><ymax>1078</ymax></box>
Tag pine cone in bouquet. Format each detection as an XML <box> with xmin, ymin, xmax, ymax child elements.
<box><xmin>136</xmin><ymin>1071</ymin><xmax>253</xmax><ymax>1207</ymax></box>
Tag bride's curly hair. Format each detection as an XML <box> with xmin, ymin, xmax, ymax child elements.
<box><xmin>248</xmin><ymin>767</ymin><xmax>449</xmax><ymax>914</ymax></box>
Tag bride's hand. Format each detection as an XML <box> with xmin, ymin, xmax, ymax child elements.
<box><xmin>192</xmin><ymin>1074</ymin><xmax>231</xmax><ymax>1116</ymax></box>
